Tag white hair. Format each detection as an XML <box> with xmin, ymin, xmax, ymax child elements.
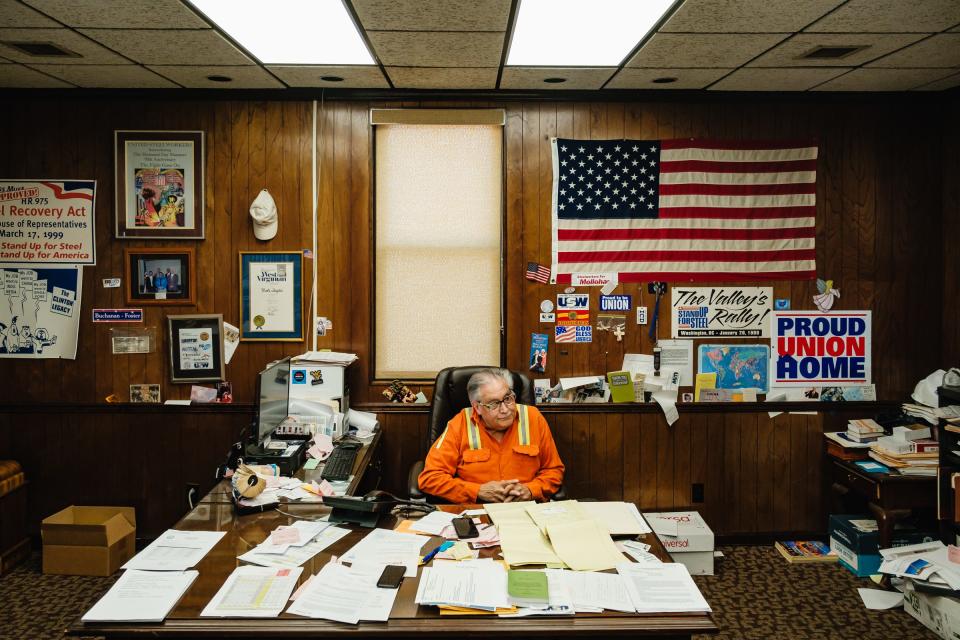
<box><xmin>466</xmin><ymin>368</ymin><xmax>514</xmax><ymax>402</ymax></box>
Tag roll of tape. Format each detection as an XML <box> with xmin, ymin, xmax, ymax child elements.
<box><xmin>232</xmin><ymin>463</ymin><xmax>266</xmax><ymax>499</ymax></box>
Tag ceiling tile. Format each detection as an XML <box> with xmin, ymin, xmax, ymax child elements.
<box><xmin>367</xmin><ymin>31</ymin><xmax>503</xmax><ymax>67</ymax></box>
<box><xmin>0</xmin><ymin>0</ymin><xmax>60</xmax><ymax>28</ymax></box>
<box><xmin>387</xmin><ymin>66</ymin><xmax>496</xmax><ymax>89</ymax></box>
<box><xmin>79</xmin><ymin>28</ymin><xmax>254</xmax><ymax>65</ymax></box>
<box><xmin>709</xmin><ymin>67</ymin><xmax>848</xmax><ymax>91</ymax></box>
<box><xmin>866</xmin><ymin>34</ymin><xmax>960</xmax><ymax>68</ymax></box>
<box><xmin>500</xmin><ymin>67</ymin><xmax>614</xmax><ymax>90</ymax></box>
<box><xmin>0</xmin><ymin>63</ymin><xmax>72</xmax><ymax>87</ymax></box>
<box><xmin>627</xmin><ymin>33</ymin><xmax>788</xmax><ymax>68</ymax></box>
<box><xmin>748</xmin><ymin>33</ymin><xmax>925</xmax><ymax>67</ymax></box>
<box><xmin>806</xmin><ymin>0</ymin><xmax>960</xmax><ymax>32</ymax></box>
<box><xmin>23</xmin><ymin>0</ymin><xmax>208</xmax><ymax>29</ymax></box>
<box><xmin>812</xmin><ymin>67</ymin><xmax>955</xmax><ymax>91</ymax></box>
<box><xmin>267</xmin><ymin>65</ymin><xmax>389</xmax><ymax>88</ymax></box>
<box><xmin>606</xmin><ymin>67</ymin><xmax>731</xmax><ymax>89</ymax></box>
<box><xmin>912</xmin><ymin>71</ymin><xmax>960</xmax><ymax>90</ymax></box>
<box><xmin>661</xmin><ymin>0</ymin><xmax>842</xmax><ymax>33</ymax></box>
<box><xmin>0</xmin><ymin>27</ymin><xmax>129</xmax><ymax>63</ymax></box>
<box><xmin>350</xmin><ymin>0</ymin><xmax>511</xmax><ymax>31</ymax></box>
<box><xmin>27</xmin><ymin>63</ymin><xmax>177</xmax><ymax>88</ymax></box>
<box><xmin>148</xmin><ymin>65</ymin><xmax>284</xmax><ymax>89</ymax></box>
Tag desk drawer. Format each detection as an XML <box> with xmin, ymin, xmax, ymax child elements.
<box><xmin>832</xmin><ymin>461</ymin><xmax>879</xmax><ymax>501</ymax></box>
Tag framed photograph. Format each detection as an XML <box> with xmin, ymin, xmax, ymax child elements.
<box><xmin>167</xmin><ymin>314</ymin><xmax>225</xmax><ymax>383</ymax></box>
<box><xmin>129</xmin><ymin>384</ymin><xmax>160</xmax><ymax>403</ymax></box>
<box><xmin>239</xmin><ymin>251</ymin><xmax>303</xmax><ymax>341</ymax></box>
<box><xmin>115</xmin><ymin>130</ymin><xmax>205</xmax><ymax>239</ymax></box>
<box><xmin>124</xmin><ymin>247</ymin><xmax>196</xmax><ymax>306</ymax></box>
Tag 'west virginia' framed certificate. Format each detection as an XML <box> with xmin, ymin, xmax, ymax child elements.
<box><xmin>239</xmin><ymin>251</ymin><xmax>303</xmax><ymax>342</ymax></box>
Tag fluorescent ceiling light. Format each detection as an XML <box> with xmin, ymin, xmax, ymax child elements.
<box><xmin>191</xmin><ymin>0</ymin><xmax>373</xmax><ymax>65</ymax></box>
<box><xmin>507</xmin><ymin>0</ymin><xmax>674</xmax><ymax>66</ymax></box>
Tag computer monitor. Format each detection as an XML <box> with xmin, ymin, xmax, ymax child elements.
<box><xmin>254</xmin><ymin>357</ymin><xmax>291</xmax><ymax>445</ymax></box>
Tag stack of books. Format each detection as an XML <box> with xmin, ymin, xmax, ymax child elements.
<box><xmin>869</xmin><ymin>424</ymin><xmax>938</xmax><ymax>476</ymax></box>
<box><xmin>823</xmin><ymin>418</ymin><xmax>887</xmax><ymax>461</ymax></box>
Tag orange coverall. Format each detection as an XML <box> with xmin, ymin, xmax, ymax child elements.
<box><xmin>418</xmin><ymin>404</ymin><xmax>565</xmax><ymax>503</ymax></box>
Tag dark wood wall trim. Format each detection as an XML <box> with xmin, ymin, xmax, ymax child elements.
<box><xmin>0</xmin><ymin>401</ymin><xmax>889</xmax><ymax>538</ymax></box>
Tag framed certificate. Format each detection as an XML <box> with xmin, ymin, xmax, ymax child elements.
<box><xmin>167</xmin><ymin>314</ymin><xmax>225</xmax><ymax>383</ymax></box>
<box><xmin>239</xmin><ymin>251</ymin><xmax>303</xmax><ymax>342</ymax></box>
<box><xmin>115</xmin><ymin>130</ymin><xmax>205</xmax><ymax>239</ymax></box>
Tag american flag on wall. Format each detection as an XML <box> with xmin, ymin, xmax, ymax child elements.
<box><xmin>550</xmin><ymin>138</ymin><xmax>818</xmax><ymax>283</ymax></box>
<box><xmin>525</xmin><ymin>261</ymin><xmax>551</xmax><ymax>284</ymax></box>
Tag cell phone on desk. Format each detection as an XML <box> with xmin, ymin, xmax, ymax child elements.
<box><xmin>452</xmin><ymin>516</ymin><xmax>479</xmax><ymax>539</ymax></box>
<box><xmin>377</xmin><ymin>564</ymin><xmax>405</xmax><ymax>589</ymax></box>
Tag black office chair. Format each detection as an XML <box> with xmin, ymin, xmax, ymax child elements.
<box><xmin>408</xmin><ymin>365</ymin><xmax>563</xmax><ymax>502</ymax></box>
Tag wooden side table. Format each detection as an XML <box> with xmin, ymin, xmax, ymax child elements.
<box><xmin>829</xmin><ymin>458</ymin><xmax>937</xmax><ymax>549</ymax></box>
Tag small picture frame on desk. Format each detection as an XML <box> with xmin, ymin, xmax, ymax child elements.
<box><xmin>239</xmin><ymin>251</ymin><xmax>303</xmax><ymax>342</ymax></box>
<box><xmin>114</xmin><ymin>130</ymin><xmax>205</xmax><ymax>239</ymax></box>
<box><xmin>167</xmin><ymin>314</ymin><xmax>225</xmax><ymax>383</ymax></box>
<box><xmin>124</xmin><ymin>247</ymin><xmax>196</xmax><ymax>306</ymax></box>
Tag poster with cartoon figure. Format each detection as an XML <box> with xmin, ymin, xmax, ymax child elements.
<box><xmin>0</xmin><ymin>265</ymin><xmax>81</xmax><ymax>359</ymax></box>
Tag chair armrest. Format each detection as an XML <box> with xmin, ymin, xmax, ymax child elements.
<box><xmin>407</xmin><ymin>460</ymin><xmax>425</xmax><ymax>500</ymax></box>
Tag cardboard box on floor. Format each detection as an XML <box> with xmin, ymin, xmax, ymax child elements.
<box><xmin>41</xmin><ymin>506</ymin><xmax>136</xmax><ymax>576</ymax></box>
<box><xmin>902</xmin><ymin>580</ymin><xmax>960</xmax><ymax>640</ymax></box>
<box><xmin>644</xmin><ymin>511</ymin><xmax>715</xmax><ymax>575</ymax></box>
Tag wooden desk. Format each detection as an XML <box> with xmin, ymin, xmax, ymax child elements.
<box><xmin>70</xmin><ymin>497</ymin><xmax>717</xmax><ymax>639</ymax></box>
<box><xmin>829</xmin><ymin>458</ymin><xmax>937</xmax><ymax>549</ymax></box>
<box><xmin>202</xmin><ymin>431</ymin><xmax>383</xmax><ymax>504</ymax></box>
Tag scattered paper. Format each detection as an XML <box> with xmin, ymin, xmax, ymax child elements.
<box><xmin>201</xmin><ymin>566</ymin><xmax>302</xmax><ymax>617</ymax></box>
<box><xmin>617</xmin><ymin>563</ymin><xmax>711</xmax><ymax>613</ymax></box>
<box><xmin>239</xmin><ymin>526</ymin><xmax>350</xmax><ymax>568</ymax></box>
<box><xmin>408</xmin><ymin>510</ymin><xmax>458</xmax><ymax>536</ymax></box>
<box><xmin>653</xmin><ymin>389</ymin><xmax>680</xmax><ymax>426</ymax></box>
<box><xmin>123</xmin><ymin>530</ymin><xmax>225</xmax><ymax>571</ymax></box>
<box><xmin>340</xmin><ymin>528</ymin><xmax>430</xmax><ymax>578</ymax></box>
<box><xmin>858</xmin><ymin>588</ymin><xmax>903</xmax><ymax>610</ymax></box>
<box><xmin>223</xmin><ymin>322</ymin><xmax>240</xmax><ymax>365</ymax></box>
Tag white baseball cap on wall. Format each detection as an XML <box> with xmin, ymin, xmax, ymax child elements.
<box><xmin>249</xmin><ymin>189</ymin><xmax>278</xmax><ymax>240</ymax></box>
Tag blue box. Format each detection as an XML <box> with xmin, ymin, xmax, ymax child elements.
<box><xmin>828</xmin><ymin>514</ymin><xmax>937</xmax><ymax>577</ymax></box>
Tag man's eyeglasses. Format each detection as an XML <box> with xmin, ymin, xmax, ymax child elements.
<box><xmin>477</xmin><ymin>392</ymin><xmax>516</xmax><ymax>412</ymax></box>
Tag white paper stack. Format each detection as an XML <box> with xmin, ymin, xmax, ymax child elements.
<box><xmin>123</xmin><ymin>530</ymin><xmax>225</xmax><ymax>571</ymax></box>
<box><xmin>415</xmin><ymin>559</ymin><xmax>511</xmax><ymax>611</ymax></box>
<box><xmin>82</xmin><ymin>569</ymin><xmax>198</xmax><ymax>622</ymax></box>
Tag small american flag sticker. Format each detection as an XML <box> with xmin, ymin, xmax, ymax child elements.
<box><xmin>525</xmin><ymin>261</ymin><xmax>551</xmax><ymax>284</ymax></box>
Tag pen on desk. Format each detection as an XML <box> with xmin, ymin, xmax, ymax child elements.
<box><xmin>421</xmin><ymin>540</ymin><xmax>453</xmax><ymax>564</ymax></box>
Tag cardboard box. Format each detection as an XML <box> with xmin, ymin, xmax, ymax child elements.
<box><xmin>902</xmin><ymin>580</ymin><xmax>960</xmax><ymax>640</ymax></box>
<box><xmin>828</xmin><ymin>514</ymin><xmax>937</xmax><ymax>577</ymax></box>
<box><xmin>41</xmin><ymin>506</ymin><xmax>136</xmax><ymax>576</ymax></box>
<box><xmin>644</xmin><ymin>511</ymin><xmax>715</xmax><ymax>575</ymax></box>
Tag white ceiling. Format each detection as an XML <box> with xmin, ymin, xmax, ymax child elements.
<box><xmin>0</xmin><ymin>0</ymin><xmax>958</xmax><ymax>92</ymax></box>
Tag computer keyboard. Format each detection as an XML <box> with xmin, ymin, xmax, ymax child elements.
<box><xmin>320</xmin><ymin>441</ymin><xmax>361</xmax><ymax>481</ymax></box>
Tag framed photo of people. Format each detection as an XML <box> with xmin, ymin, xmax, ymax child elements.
<box><xmin>239</xmin><ymin>251</ymin><xmax>303</xmax><ymax>342</ymax></box>
<box><xmin>167</xmin><ymin>314</ymin><xmax>224</xmax><ymax>383</ymax></box>
<box><xmin>124</xmin><ymin>247</ymin><xmax>196</xmax><ymax>306</ymax></box>
<box><xmin>115</xmin><ymin>130</ymin><xmax>205</xmax><ymax>239</ymax></box>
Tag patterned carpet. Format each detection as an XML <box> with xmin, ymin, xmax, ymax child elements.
<box><xmin>0</xmin><ymin>546</ymin><xmax>941</xmax><ymax>640</ymax></box>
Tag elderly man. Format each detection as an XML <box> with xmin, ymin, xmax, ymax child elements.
<box><xmin>418</xmin><ymin>368</ymin><xmax>565</xmax><ymax>503</ymax></box>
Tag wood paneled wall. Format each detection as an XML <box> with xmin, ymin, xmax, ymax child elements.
<box><xmin>944</xmin><ymin>95</ymin><xmax>960</xmax><ymax>369</ymax></box>
<box><xmin>0</xmin><ymin>95</ymin><xmax>951</xmax><ymax>404</ymax></box>
<box><xmin>0</xmin><ymin>404</ymin><xmax>247</xmax><ymax>538</ymax></box>
<box><xmin>0</xmin><ymin>400</ymin><xmax>894</xmax><ymax>539</ymax></box>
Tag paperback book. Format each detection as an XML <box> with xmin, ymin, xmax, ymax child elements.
<box><xmin>774</xmin><ymin>540</ymin><xmax>838</xmax><ymax>564</ymax></box>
